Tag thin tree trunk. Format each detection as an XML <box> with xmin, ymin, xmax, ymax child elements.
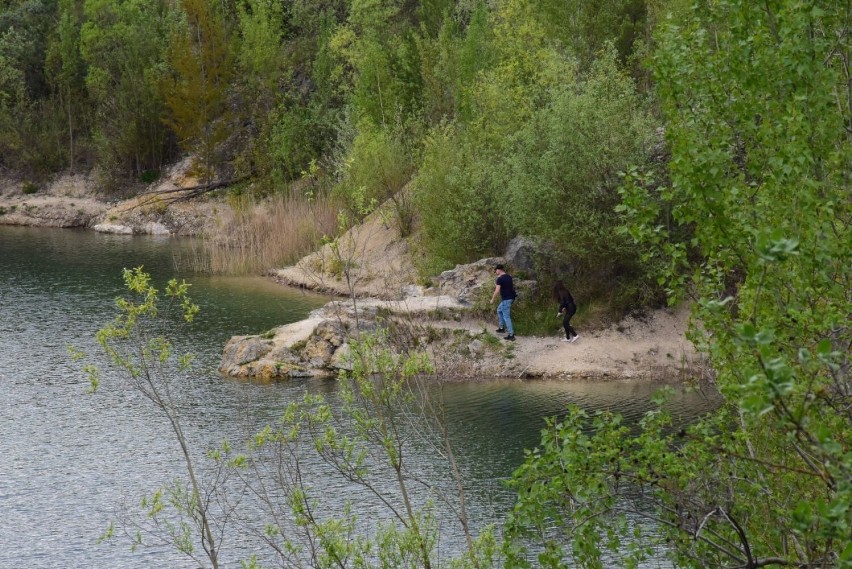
<box><xmin>66</xmin><ymin>91</ymin><xmax>74</xmax><ymax>173</ymax></box>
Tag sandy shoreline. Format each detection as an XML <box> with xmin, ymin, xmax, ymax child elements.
<box><xmin>2</xmin><ymin>170</ymin><xmax>706</xmax><ymax>382</ymax></box>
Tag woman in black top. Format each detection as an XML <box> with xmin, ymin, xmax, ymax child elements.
<box><xmin>553</xmin><ymin>281</ymin><xmax>579</xmax><ymax>342</ymax></box>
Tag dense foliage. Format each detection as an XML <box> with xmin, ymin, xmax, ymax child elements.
<box><xmin>508</xmin><ymin>1</ymin><xmax>851</xmax><ymax>567</ymax></box>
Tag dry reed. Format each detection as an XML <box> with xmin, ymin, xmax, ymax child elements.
<box><xmin>181</xmin><ymin>192</ymin><xmax>342</xmax><ymax>275</ymax></box>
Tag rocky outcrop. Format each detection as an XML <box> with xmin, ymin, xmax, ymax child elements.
<box><xmin>220</xmin><ymin>291</ymin><xmax>477</xmax><ymax>379</ymax></box>
<box><xmin>504</xmin><ymin>237</ymin><xmax>539</xmax><ymax>279</ymax></box>
<box><xmin>430</xmin><ymin>256</ymin><xmax>538</xmax><ymax>305</ymax></box>
<box><xmin>504</xmin><ymin>236</ymin><xmax>576</xmax><ymax>281</ymax></box>
<box><xmin>431</xmin><ymin>257</ymin><xmax>503</xmax><ymax>304</ymax></box>
<box><xmin>92</xmin><ymin>223</ymin><xmax>134</xmax><ymax>234</ymax></box>
<box><xmin>221</xmin><ymin>251</ymin><xmax>549</xmax><ymax>381</ymax></box>
<box><xmin>0</xmin><ymin>159</ymin><xmax>228</xmax><ymax>236</ymax></box>
<box><xmin>0</xmin><ymin>175</ymin><xmax>107</xmax><ymax>228</ymax></box>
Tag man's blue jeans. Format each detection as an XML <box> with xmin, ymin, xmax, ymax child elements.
<box><xmin>497</xmin><ymin>299</ymin><xmax>514</xmax><ymax>335</ymax></box>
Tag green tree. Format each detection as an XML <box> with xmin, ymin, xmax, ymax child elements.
<box><xmin>227</xmin><ymin>0</ymin><xmax>286</xmax><ymax>181</ymax></box>
<box><xmin>235</xmin><ymin>329</ymin><xmax>497</xmax><ymax>568</ymax></box>
<box><xmin>504</xmin><ymin>45</ymin><xmax>655</xmax><ymax>301</ymax></box>
<box><xmin>509</xmin><ymin>1</ymin><xmax>851</xmax><ymax>567</ymax></box>
<box><xmin>414</xmin><ymin>0</ymin><xmax>573</xmax><ymax>271</ymax></box>
<box><xmin>340</xmin><ymin>120</ymin><xmax>416</xmax><ymax>235</ymax></box>
<box><xmin>0</xmin><ymin>25</ymin><xmax>28</xmax><ymax>112</ymax></box>
<box><xmin>160</xmin><ymin>0</ymin><xmax>235</xmax><ymax>184</ymax></box>
<box><xmin>0</xmin><ymin>0</ymin><xmax>56</xmax><ymax>99</ymax></box>
<box><xmin>533</xmin><ymin>0</ymin><xmax>649</xmax><ymax>68</ymax></box>
<box><xmin>414</xmin><ymin>124</ymin><xmax>506</xmax><ymax>270</ymax></box>
<box><xmin>234</xmin><ymin>0</ymin><xmax>283</xmax><ymax>107</ymax></box>
<box><xmin>0</xmin><ymin>0</ymin><xmax>68</xmax><ymax>174</ymax></box>
<box><xmin>45</xmin><ymin>0</ymin><xmax>86</xmax><ymax>172</ymax></box>
<box><xmin>331</xmin><ymin>0</ymin><xmax>421</xmax><ymax>127</ymax></box>
<box><xmin>79</xmin><ymin>267</ymin><xmax>226</xmax><ymax>568</ymax></box>
<box><xmin>416</xmin><ymin>2</ymin><xmax>495</xmax><ymax>125</ymax></box>
<box><xmin>79</xmin><ymin>0</ymin><xmax>172</xmax><ymax>180</ymax></box>
<box><xmin>82</xmin><ymin>270</ymin><xmax>495</xmax><ymax>567</ymax></box>
<box><xmin>253</xmin><ymin>4</ymin><xmax>343</xmax><ymax>183</ymax></box>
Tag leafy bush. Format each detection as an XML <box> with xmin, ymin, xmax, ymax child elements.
<box><xmin>414</xmin><ymin>125</ymin><xmax>506</xmax><ymax>270</ymax></box>
<box><xmin>504</xmin><ymin>45</ymin><xmax>655</xmax><ymax>283</ymax></box>
<box><xmin>336</xmin><ymin>120</ymin><xmax>417</xmax><ymax>233</ymax></box>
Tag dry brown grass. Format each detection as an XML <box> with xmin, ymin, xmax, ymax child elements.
<box><xmin>183</xmin><ymin>192</ymin><xmax>342</xmax><ymax>275</ymax></box>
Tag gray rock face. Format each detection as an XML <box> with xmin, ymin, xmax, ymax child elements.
<box><xmin>504</xmin><ymin>236</ymin><xmax>540</xmax><ymax>279</ymax></box>
<box><xmin>220</xmin><ymin>289</ymin><xmax>476</xmax><ymax>380</ymax></box>
<box><xmin>329</xmin><ymin>343</ymin><xmax>353</xmax><ymax>370</ymax></box>
<box><xmin>504</xmin><ymin>236</ymin><xmax>576</xmax><ymax>282</ymax></box>
<box><xmin>219</xmin><ymin>312</ymin><xmax>349</xmax><ymax>380</ymax></box>
<box><xmin>433</xmin><ymin>257</ymin><xmax>504</xmax><ymax>304</ymax></box>
<box><xmin>402</xmin><ymin>284</ymin><xmax>425</xmax><ymax>298</ymax></box>
<box><xmin>431</xmin><ymin>255</ymin><xmax>540</xmax><ymax>305</ymax></box>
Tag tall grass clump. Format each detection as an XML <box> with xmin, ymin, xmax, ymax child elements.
<box><xmin>185</xmin><ymin>191</ymin><xmax>342</xmax><ymax>275</ymax></box>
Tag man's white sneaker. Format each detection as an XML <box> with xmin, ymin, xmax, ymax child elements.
<box><xmin>561</xmin><ymin>337</ymin><xmax>571</xmax><ymax>342</ymax></box>
<box><xmin>570</xmin><ymin>335</ymin><xmax>580</xmax><ymax>343</ymax></box>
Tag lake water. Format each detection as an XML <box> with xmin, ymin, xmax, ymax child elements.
<box><xmin>0</xmin><ymin>225</ymin><xmax>719</xmax><ymax>568</ymax></box>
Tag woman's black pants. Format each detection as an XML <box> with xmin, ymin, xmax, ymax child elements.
<box><xmin>563</xmin><ymin>305</ymin><xmax>577</xmax><ymax>339</ymax></box>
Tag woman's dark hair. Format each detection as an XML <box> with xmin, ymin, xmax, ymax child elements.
<box><xmin>552</xmin><ymin>281</ymin><xmax>570</xmax><ymax>302</ymax></box>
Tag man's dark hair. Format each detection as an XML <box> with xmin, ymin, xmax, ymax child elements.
<box><xmin>495</xmin><ymin>264</ymin><xmax>504</xmax><ymax>271</ymax></box>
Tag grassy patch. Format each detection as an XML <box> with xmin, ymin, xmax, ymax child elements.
<box><xmin>512</xmin><ymin>299</ymin><xmax>563</xmax><ymax>337</ymax></box>
<box><xmin>140</xmin><ymin>169</ymin><xmax>160</xmax><ymax>184</ymax></box>
<box><xmin>504</xmin><ymin>343</ymin><xmax>516</xmax><ymax>359</ymax></box>
<box><xmin>479</xmin><ymin>331</ymin><xmax>501</xmax><ymax>348</ymax></box>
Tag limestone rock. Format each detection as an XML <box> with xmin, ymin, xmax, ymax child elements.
<box><xmin>402</xmin><ymin>284</ymin><xmax>425</xmax><ymax>298</ymax></box>
<box><xmin>93</xmin><ymin>223</ymin><xmax>133</xmax><ymax>235</ymax></box>
<box><xmin>330</xmin><ymin>343</ymin><xmax>353</xmax><ymax>370</ymax></box>
<box><xmin>267</xmin><ymin>344</ymin><xmax>299</xmax><ymax>363</ymax></box>
<box><xmin>302</xmin><ymin>337</ymin><xmax>335</xmax><ymax>366</ymax></box>
<box><xmin>221</xmin><ymin>336</ymin><xmax>272</xmax><ymax>368</ymax></box>
<box><xmin>313</xmin><ymin>320</ymin><xmax>345</xmax><ymax>347</ymax></box>
<box><xmin>433</xmin><ymin>257</ymin><xmax>504</xmax><ymax>304</ymax></box>
<box><xmin>141</xmin><ymin>221</ymin><xmax>171</xmax><ymax>235</ymax></box>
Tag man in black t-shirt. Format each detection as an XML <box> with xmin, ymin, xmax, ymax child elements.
<box><xmin>489</xmin><ymin>264</ymin><xmax>516</xmax><ymax>341</ymax></box>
